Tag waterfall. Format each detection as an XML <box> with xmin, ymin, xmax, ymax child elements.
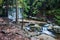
<box><xmin>8</xmin><ymin>7</ymin><xmax>23</xmax><ymax>21</ymax></box>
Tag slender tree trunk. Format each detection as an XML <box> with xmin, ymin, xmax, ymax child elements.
<box><xmin>16</xmin><ymin>0</ymin><xmax>18</xmax><ymax>24</ymax></box>
<box><xmin>21</xmin><ymin>14</ymin><xmax>23</xmax><ymax>29</ymax></box>
<box><xmin>5</xmin><ymin>0</ymin><xmax>8</xmax><ymax>17</ymax></box>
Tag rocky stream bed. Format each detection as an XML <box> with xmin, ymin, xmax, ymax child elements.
<box><xmin>0</xmin><ymin>17</ymin><xmax>59</xmax><ymax>40</ymax></box>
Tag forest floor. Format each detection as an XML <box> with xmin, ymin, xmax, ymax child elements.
<box><xmin>0</xmin><ymin>17</ymin><xmax>60</xmax><ymax>40</ymax></box>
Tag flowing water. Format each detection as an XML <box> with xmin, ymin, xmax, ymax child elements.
<box><xmin>41</xmin><ymin>27</ymin><xmax>55</xmax><ymax>37</ymax></box>
<box><xmin>8</xmin><ymin>8</ymin><xmax>23</xmax><ymax>21</ymax></box>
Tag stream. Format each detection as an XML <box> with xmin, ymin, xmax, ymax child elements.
<box><xmin>41</xmin><ymin>24</ymin><xmax>56</xmax><ymax>37</ymax></box>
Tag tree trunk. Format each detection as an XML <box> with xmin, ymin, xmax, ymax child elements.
<box><xmin>16</xmin><ymin>0</ymin><xmax>18</xmax><ymax>24</ymax></box>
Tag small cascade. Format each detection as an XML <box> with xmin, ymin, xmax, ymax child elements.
<box><xmin>41</xmin><ymin>24</ymin><xmax>55</xmax><ymax>37</ymax></box>
<box><xmin>8</xmin><ymin>7</ymin><xmax>23</xmax><ymax>21</ymax></box>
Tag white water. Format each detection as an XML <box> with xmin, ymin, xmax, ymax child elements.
<box><xmin>8</xmin><ymin>8</ymin><xmax>23</xmax><ymax>21</ymax></box>
<box><xmin>42</xmin><ymin>24</ymin><xmax>55</xmax><ymax>37</ymax></box>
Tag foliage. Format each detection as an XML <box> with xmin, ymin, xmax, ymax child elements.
<box><xmin>54</xmin><ymin>9</ymin><xmax>60</xmax><ymax>25</ymax></box>
<box><xmin>0</xmin><ymin>0</ymin><xmax>3</xmax><ymax>5</ymax></box>
<box><xmin>0</xmin><ymin>0</ymin><xmax>60</xmax><ymax>25</ymax></box>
